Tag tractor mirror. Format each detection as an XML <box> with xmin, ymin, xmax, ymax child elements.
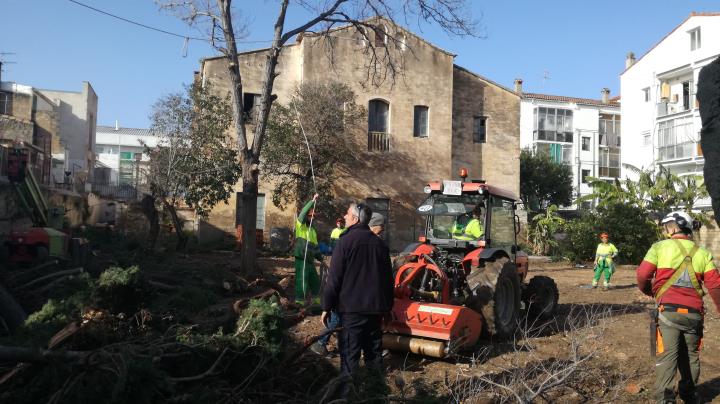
<box><xmin>514</xmin><ymin>215</ymin><xmax>521</xmax><ymax>235</ymax></box>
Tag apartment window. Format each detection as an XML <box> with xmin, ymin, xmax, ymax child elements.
<box><xmin>535</xmin><ymin>143</ymin><xmax>572</xmax><ymax>165</ymax></box>
<box><xmin>375</xmin><ymin>24</ymin><xmax>387</xmax><ymax>47</ymax></box>
<box><xmin>413</xmin><ymin>106</ymin><xmax>429</xmax><ymax>138</ymax></box>
<box><xmin>643</xmin><ymin>87</ymin><xmax>650</xmax><ymax>102</ymax></box>
<box><xmin>689</xmin><ymin>28</ymin><xmax>701</xmax><ymax>51</ymax></box>
<box><xmin>682</xmin><ymin>82</ymin><xmax>691</xmax><ymax>111</ymax></box>
<box><xmin>598</xmin><ymin>148</ymin><xmax>620</xmax><ymax>178</ymax></box>
<box><xmin>534</xmin><ymin>107</ymin><xmax>573</xmax><ymax>143</ymax></box>
<box><xmin>581</xmin><ymin>136</ymin><xmax>590</xmax><ymax>151</ymax></box>
<box><xmin>473</xmin><ymin>116</ymin><xmax>487</xmax><ymax>143</ymax></box>
<box><xmin>582</xmin><ymin>169</ymin><xmax>591</xmax><ymax>183</ymax></box>
<box><xmin>658</xmin><ymin>118</ymin><xmax>694</xmax><ymax>161</ymax></box>
<box><xmin>599</xmin><ymin>114</ymin><xmax>621</xmax><ymax>147</ymax></box>
<box><xmin>643</xmin><ymin>132</ymin><xmax>651</xmax><ymax>147</ymax></box>
<box><xmin>0</xmin><ymin>91</ymin><xmax>11</xmax><ymax>115</ymax></box>
<box><xmin>368</xmin><ymin>99</ymin><xmax>390</xmax><ymax>151</ymax></box>
<box><xmin>243</xmin><ymin>92</ymin><xmax>261</xmax><ymax>121</ymax></box>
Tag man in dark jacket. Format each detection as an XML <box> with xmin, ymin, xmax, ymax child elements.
<box><xmin>322</xmin><ymin>202</ymin><xmax>394</xmax><ymax>376</ymax></box>
<box><xmin>698</xmin><ymin>57</ymin><xmax>720</xmax><ymax>227</ymax></box>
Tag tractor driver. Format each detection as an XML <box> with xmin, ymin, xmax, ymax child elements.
<box><xmin>452</xmin><ymin>205</ymin><xmax>484</xmax><ymax>241</ymax></box>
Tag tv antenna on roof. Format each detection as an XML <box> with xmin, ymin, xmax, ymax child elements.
<box><xmin>0</xmin><ymin>52</ymin><xmax>17</xmax><ymax>81</ymax></box>
<box><xmin>542</xmin><ymin>69</ymin><xmax>551</xmax><ymax>87</ymax></box>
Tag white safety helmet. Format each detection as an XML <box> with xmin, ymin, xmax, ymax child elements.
<box><xmin>661</xmin><ymin>211</ymin><xmax>693</xmax><ymax>231</ymax></box>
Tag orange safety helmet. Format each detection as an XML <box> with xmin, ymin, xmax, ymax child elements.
<box><xmin>599</xmin><ymin>232</ymin><xmax>609</xmax><ymax>239</ymax></box>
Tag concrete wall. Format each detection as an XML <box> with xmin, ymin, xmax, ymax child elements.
<box><xmin>452</xmin><ymin>67</ymin><xmax>520</xmax><ymax>198</ymax></box>
<box><xmin>39</xmin><ymin>82</ymin><xmax>98</xmax><ymax>183</ymax></box>
<box><xmin>621</xmin><ymin>14</ymin><xmax>720</xmax><ymax>188</ymax></box>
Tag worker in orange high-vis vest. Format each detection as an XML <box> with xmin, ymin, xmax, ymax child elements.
<box><xmin>637</xmin><ymin>211</ymin><xmax>720</xmax><ymax>404</ymax></box>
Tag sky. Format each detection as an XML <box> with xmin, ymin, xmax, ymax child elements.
<box><xmin>1</xmin><ymin>0</ymin><xmax>718</xmax><ymax>128</ymax></box>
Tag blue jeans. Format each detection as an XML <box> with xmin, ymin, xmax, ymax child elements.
<box><xmin>319</xmin><ymin>311</ymin><xmax>340</xmax><ymax>346</ymax></box>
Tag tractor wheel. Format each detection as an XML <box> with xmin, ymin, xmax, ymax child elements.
<box><xmin>523</xmin><ymin>276</ymin><xmax>559</xmax><ymax>320</ymax></box>
<box><xmin>466</xmin><ymin>257</ymin><xmax>521</xmax><ymax>338</ymax></box>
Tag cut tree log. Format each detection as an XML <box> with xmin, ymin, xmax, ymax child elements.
<box><xmin>17</xmin><ymin>268</ymin><xmax>83</xmax><ymax>291</ymax></box>
<box><xmin>0</xmin><ymin>345</ymin><xmax>89</xmax><ymax>364</ymax></box>
<box><xmin>233</xmin><ymin>289</ymin><xmax>279</xmax><ymax>314</ymax></box>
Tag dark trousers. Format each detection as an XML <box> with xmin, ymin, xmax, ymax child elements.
<box><xmin>338</xmin><ymin>313</ymin><xmax>383</xmax><ymax>375</ymax></box>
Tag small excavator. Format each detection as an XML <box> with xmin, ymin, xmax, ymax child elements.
<box><xmin>383</xmin><ymin>169</ymin><xmax>559</xmax><ymax>358</ymax></box>
<box><xmin>2</xmin><ymin>143</ymin><xmax>88</xmax><ymax>267</ymax></box>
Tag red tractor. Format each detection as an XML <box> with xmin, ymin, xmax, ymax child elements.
<box><xmin>383</xmin><ymin>171</ymin><xmax>559</xmax><ymax>358</ymax></box>
<box><xmin>2</xmin><ymin>144</ymin><xmax>88</xmax><ymax>267</ymax></box>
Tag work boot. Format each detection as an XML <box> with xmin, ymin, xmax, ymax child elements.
<box><xmin>603</xmin><ymin>282</ymin><xmax>610</xmax><ymax>291</ymax></box>
<box><xmin>591</xmin><ymin>281</ymin><xmax>598</xmax><ymax>289</ymax></box>
<box><xmin>310</xmin><ymin>341</ymin><xmax>329</xmax><ymax>356</ymax></box>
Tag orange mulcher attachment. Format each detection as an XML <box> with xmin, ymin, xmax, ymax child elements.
<box><xmin>383</xmin><ymin>253</ymin><xmax>484</xmax><ymax>358</ymax></box>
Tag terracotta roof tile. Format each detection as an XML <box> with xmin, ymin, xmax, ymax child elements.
<box><xmin>523</xmin><ymin>93</ymin><xmax>619</xmax><ymax>108</ymax></box>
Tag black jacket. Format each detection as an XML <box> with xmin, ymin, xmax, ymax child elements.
<box><xmin>322</xmin><ymin>223</ymin><xmax>394</xmax><ymax>314</ymax></box>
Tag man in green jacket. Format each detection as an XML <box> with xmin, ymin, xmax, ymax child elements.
<box><xmin>295</xmin><ymin>194</ymin><xmax>322</xmax><ymax>306</ymax></box>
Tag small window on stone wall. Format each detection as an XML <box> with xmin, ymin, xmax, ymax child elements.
<box><xmin>413</xmin><ymin>106</ymin><xmax>428</xmax><ymax>138</ymax></box>
<box><xmin>473</xmin><ymin>116</ymin><xmax>487</xmax><ymax>143</ymax></box>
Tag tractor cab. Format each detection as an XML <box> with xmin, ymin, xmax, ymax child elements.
<box><xmin>416</xmin><ymin>170</ymin><xmax>521</xmax><ymax>265</ymax></box>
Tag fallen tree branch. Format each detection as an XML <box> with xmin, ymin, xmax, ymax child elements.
<box><xmin>233</xmin><ymin>289</ymin><xmax>279</xmax><ymax>314</ymax></box>
<box><xmin>284</xmin><ymin>327</ymin><xmax>342</xmax><ymax>365</ymax></box>
<box><xmin>6</xmin><ymin>260</ymin><xmax>59</xmax><ymax>284</ymax></box>
<box><xmin>169</xmin><ymin>347</ymin><xmax>229</xmax><ymax>383</ymax></box>
<box><xmin>0</xmin><ymin>345</ymin><xmax>89</xmax><ymax>364</ymax></box>
<box><xmin>148</xmin><ymin>280</ymin><xmax>180</xmax><ymax>291</ymax></box>
<box><xmin>17</xmin><ymin>268</ymin><xmax>83</xmax><ymax>291</ymax></box>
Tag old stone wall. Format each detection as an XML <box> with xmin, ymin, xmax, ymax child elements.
<box><xmin>0</xmin><ymin>115</ymin><xmax>33</xmax><ymax>144</ymax></box>
<box><xmin>452</xmin><ymin>67</ymin><xmax>521</xmax><ymax>198</ymax></box>
<box><xmin>695</xmin><ymin>217</ymin><xmax>720</xmax><ymax>259</ymax></box>
<box><xmin>199</xmin><ymin>21</ymin><xmax>520</xmax><ymax>251</ymax></box>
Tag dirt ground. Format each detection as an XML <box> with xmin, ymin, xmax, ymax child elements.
<box><xmin>278</xmin><ymin>257</ymin><xmax>720</xmax><ymax>403</ymax></box>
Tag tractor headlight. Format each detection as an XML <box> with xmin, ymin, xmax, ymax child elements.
<box><xmin>423</xmin><ymin>186</ymin><xmax>432</xmax><ymax>194</ymax></box>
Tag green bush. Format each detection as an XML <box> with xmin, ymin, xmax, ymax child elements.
<box><xmin>561</xmin><ymin>203</ymin><xmax>659</xmax><ymax>264</ymax></box>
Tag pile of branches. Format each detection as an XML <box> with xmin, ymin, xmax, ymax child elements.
<box><xmin>0</xmin><ymin>264</ymin><xmax>336</xmax><ymax>403</ymax></box>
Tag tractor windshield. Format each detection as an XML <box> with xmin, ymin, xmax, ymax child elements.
<box><xmin>417</xmin><ymin>194</ymin><xmax>486</xmax><ymax>240</ymax></box>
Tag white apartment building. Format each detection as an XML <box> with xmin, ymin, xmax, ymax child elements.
<box><xmin>519</xmin><ymin>81</ymin><xmax>621</xmax><ymax>209</ymax></box>
<box><xmin>621</xmin><ymin>12</ymin><xmax>720</xmax><ymax>208</ymax></box>
<box><xmin>95</xmin><ymin>122</ymin><xmax>158</xmax><ymax>185</ymax></box>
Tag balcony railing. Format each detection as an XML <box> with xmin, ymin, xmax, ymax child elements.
<box><xmin>91</xmin><ymin>183</ymin><xmax>138</xmax><ymax>200</ymax></box>
<box><xmin>368</xmin><ymin>131</ymin><xmax>391</xmax><ymax>152</ymax></box>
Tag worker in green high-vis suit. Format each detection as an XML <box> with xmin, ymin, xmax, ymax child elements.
<box><xmin>593</xmin><ymin>232</ymin><xmax>619</xmax><ymax>290</ymax></box>
<box><xmin>294</xmin><ymin>194</ymin><xmax>322</xmax><ymax>306</ymax></box>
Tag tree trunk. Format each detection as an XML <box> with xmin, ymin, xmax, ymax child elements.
<box><xmin>163</xmin><ymin>201</ymin><xmax>188</xmax><ymax>251</ymax></box>
<box><xmin>239</xmin><ymin>168</ymin><xmax>260</xmax><ymax>275</ymax></box>
<box><xmin>141</xmin><ymin>194</ymin><xmax>160</xmax><ymax>251</ymax></box>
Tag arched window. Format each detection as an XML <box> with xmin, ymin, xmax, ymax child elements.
<box><xmin>368</xmin><ymin>99</ymin><xmax>389</xmax><ymax>133</ymax></box>
<box><xmin>375</xmin><ymin>24</ymin><xmax>387</xmax><ymax>47</ymax></box>
<box><xmin>368</xmin><ymin>99</ymin><xmax>390</xmax><ymax>151</ymax></box>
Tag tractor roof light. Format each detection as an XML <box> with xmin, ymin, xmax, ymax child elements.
<box><xmin>423</xmin><ymin>185</ymin><xmax>432</xmax><ymax>194</ymax></box>
<box><xmin>459</xmin><ymin>168</ymin><xmax>468</xmax><ymax>180</ymax></box>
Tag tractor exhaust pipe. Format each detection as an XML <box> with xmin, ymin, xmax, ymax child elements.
<box><xmin>383</xmin><ymin>334</ymin><xmax>448</xmax><ymax>358</ymax></box>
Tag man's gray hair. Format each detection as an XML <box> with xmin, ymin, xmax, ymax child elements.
<box><xmin>350</xmin><ymin>202</ymin><xmax>372</xmax><ymax>226</ymax></box>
